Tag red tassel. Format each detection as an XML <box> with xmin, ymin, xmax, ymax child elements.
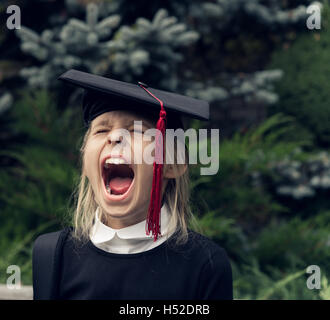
<box><xmin>139</xmin><ymin>84</ymin><xmax>166</xmax><ymax>241</ymax></box>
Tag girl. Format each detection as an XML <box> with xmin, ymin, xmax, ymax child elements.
<box><xmin>32</xmin><ymin>69</ymin><xmax>233</xmax><ymax>300</ymax></box>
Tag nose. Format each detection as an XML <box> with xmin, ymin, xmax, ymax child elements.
<box><xmin>107</xmin><ymin>131</ymin><xmax>123</xmax><ymax>145</ymax></box>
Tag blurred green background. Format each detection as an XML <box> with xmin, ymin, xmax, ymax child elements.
<box><xmin>0</xmin><ymin>0</ymin><xmax>329</xmax><ymax>299</ymax></box>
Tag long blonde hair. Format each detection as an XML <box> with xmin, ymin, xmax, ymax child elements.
<box><xmin>69</xmin><ymin>120</ymin><xmax>201</xmax><ymax>246</ymax></box>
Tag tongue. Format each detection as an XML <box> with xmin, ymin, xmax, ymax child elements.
<box><xmin>109</xmin><ymin>177</ymin><xmax>132</xmax><ymax>195</ymax></box>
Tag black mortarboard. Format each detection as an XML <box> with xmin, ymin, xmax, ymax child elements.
<box><xmin>58</xmin><ymin>69</ymin><xmax>209</xmax><ymax>241</ymax></box>
<box><xmin>58</xmin><ymin>69</ymin><xmax>209</xmax><ymax>127</ymax></box>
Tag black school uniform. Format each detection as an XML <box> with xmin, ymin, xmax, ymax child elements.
<box><xmin>33</xmin><ymin>224</ymin><xmax>233</xmax><ymax>300</ymax></box>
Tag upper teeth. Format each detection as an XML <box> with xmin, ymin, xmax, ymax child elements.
<box><xmin>105</xmin><ymin>158</ymin><xmax>126</xmax><ymax>166</ymax></box>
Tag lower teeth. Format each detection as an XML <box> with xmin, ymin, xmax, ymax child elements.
<box><xmin>106</xmin><ymin>184</ymin><xmax>111</xmax><ymax>194</ymax></box>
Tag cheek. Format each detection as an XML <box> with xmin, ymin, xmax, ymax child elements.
<box><xmin>134</xmin><ymin>138</ymin><xmax>154</xmax><ymax>186</ymax></box>
<box><xmin>131</xmin><ymin>135</ymin><xmax>155</xmax><ymax>164</ymax></box>
<box><xmin>83</xmin><ymin>140</ymin><xmax>100</xmax><ymax>177</ymax></box>
<box><xmin>135</xmin><ymin>163</ymin><xmax>154</xmax><ymax>198</ymax></box>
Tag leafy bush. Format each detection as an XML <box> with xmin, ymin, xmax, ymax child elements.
<box><xmin>189</xmin><ymin>114</ymin><xmax>329</xmax><ymax>299</ymax></box>
<box><xmin>0</xmin><ymin>89</ymin><xmax>82</xmax><ymax>284</ymax></box>
<box><xmin>269</xmin><ymin>4</ymin><xmax>330</xmax><ymax>148</ymax></box>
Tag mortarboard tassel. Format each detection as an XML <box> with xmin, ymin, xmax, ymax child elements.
<box><xmin>139</xmin><ymin>83</ymin><xmax>166</xmax><ymax>242</ymax></box>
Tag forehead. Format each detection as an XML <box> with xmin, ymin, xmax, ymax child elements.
<box><xmin>91</xmin><ymin>110</ymin><xmax>156</xmax><ymax>128</ymax></box>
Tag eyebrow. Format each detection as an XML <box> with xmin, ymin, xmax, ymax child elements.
<box><xmin>92</xmin><ymin>120</ymin><xmax>112</xmax><ymax>128</ymax></box>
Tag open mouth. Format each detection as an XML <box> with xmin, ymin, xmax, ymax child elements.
<box><xmin>102</xmin><ymin>159</ymin><xmax>135</xmax><ymax>197</ymax></box>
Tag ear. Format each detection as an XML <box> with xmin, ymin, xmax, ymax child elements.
<box><xmin>163</xmin><ymin>163</ymin><xmax>187</xmax><ymax>179</ymax></box>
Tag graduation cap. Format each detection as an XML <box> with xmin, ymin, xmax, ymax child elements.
<box><xmin>58</xmin><ymin>69</ymin><xmax>209</xmax><ymax>241</ymax></box>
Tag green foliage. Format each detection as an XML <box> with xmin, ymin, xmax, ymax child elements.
<box><xmin>0</xmin><ymin>220</ymin><xmax>57</xmax><ymax>284</ymax></box>
<box><xmin>233</xmin><ymin>262</ymin><xmax>321</xmax><ymax>300</ymax></box>
<box><xmin>253</xmin><ymin>213</ymin><xmax>330</xmax><ymax>270</ymax></box>
<box><xmin>190</xmin><ymin>114</ymin><xmax>311</xmax><ymax>226</ymax></box>
<box><xmin>0</xmin><ymin>89</ymin><xmax>84</xmax><ymax>284</ymax></box>
<box><xmin>269</xmin><ymin>3</ymin><xmax>330</xmax><ymax>147</ymax></box>
<box><xmin>190</xmin><ymin>114</ymin><xmax>329</xmax><ymax>299</ymax></box>
<box><xmin>320</xmin><ymin>275</ymin><xmax>330</xmax><ymax>300</ymax></box>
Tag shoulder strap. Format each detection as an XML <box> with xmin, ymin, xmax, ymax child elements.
<box><xmin>32</xmin><ymin>227</ymin><xmax>71</xmax><ymax>300</ymax></box>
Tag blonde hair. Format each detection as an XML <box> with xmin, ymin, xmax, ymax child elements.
<box><xmin>69</xmin><ymin>123</ymin><xmax>201</xmax><ymax>247</ymax></box>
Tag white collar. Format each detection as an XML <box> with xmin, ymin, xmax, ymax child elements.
<box><xmin>90</xmin><ymin>205</ymin><xmax>172</xmax><ymax>245</ymax></box>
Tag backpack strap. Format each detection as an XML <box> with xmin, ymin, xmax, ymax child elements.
<box><xmin>32</xmin><ymin>227</ymin><xmax>71</xmax><ymax>300</ymax></box>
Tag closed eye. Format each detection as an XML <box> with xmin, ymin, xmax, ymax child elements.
<box><xmin>95</xmin><ymin>128</ymin><xmax>146</xmax><ymax>134</ymax></box>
